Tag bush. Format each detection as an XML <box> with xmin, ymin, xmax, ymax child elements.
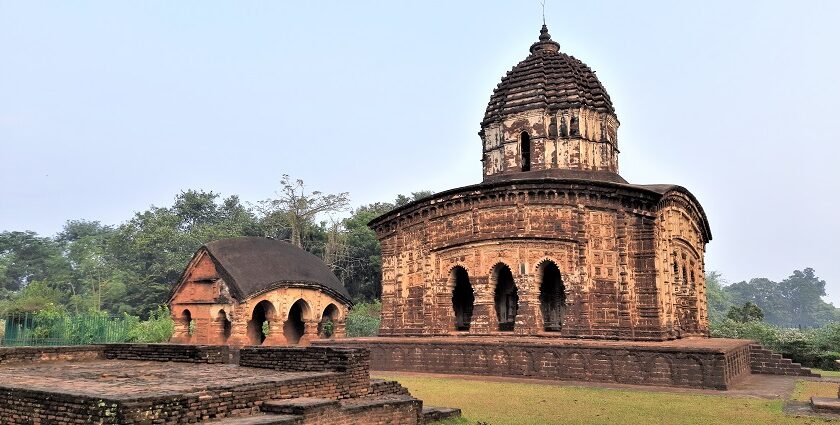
<box><xmin>346</xmin><ymin>300</ymin><xmax>381</xmax><ymax>337</ymax></box>
<box><xmin>1</xmin><ymin>305</ymin><xmax>174</xmax><ymax>346</ymax></box>
<box><xmin>711</xmin><ymin>319</ymin><xmax>840</xmax><ymax>370</ymax></box>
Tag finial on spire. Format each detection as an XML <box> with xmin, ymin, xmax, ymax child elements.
<box><xmin>540</xmin><ymin>0</ymin><xmax>546</xmax><ymax>25</ymax></box>
<box><xmin>530</xmin><ymin>22</ymin><xmax>560</xmax><ymax>54</ymax></box>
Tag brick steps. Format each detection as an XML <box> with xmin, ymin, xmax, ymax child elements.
<box><xmin>422</xmin><ymin>406</ymin><xmax>463</xmax><ymax>423</ymax></box>
<box><xmin>749</xmin><ymin>344</ymin><xmax>820</xmax><ymax>377</ymax></box>
<box><xmin>204</xmin><ymin>413</ymin><xmax>301</xmax><ymax>425</ymax></box>
<box><xmin>810</xmin><ymin>397</ymin><xmax>840</xmax><ymax>413</ymax></box>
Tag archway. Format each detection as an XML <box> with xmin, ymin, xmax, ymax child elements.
<box><xmin>248</xmin><ymin>300</ymin><xmax>275</xmax><ymax>345</ymax></box>
<box><xmin>217</xmin><ymin>310</ymin><xmax>232</xmax><ymax>341</ymax></box>
<box><xmin>493</xmin><ymin>263</ymin><xmax>518</xmax><ymax>331</ymax></box>
<box><xmin>539</xmin><ymin>261</ymin><xmax>566</xmax><ymax>331</ymax></box>
<box><xmin>181</xmin><ymin>309</ymin><xmax>193</xmax><ymax>339</ymax></box>
<box><xmin>451</xmin><ymin>266</ymin><xmax>474</xmax><ymax>331</ymax></box>
<box><xmin>520</xmin><ymin>132</ymin><xmax>531</xmax><ymax>172</ymax></box>
<box><xmin>318</xmin><ymin>304</ymin><xmax>340</xmax><ymax>338</ymax></box>
<box><xmin>284</xmin><ymin>299</ymin><xmax>310</xmax><ymax>345</ymax></box>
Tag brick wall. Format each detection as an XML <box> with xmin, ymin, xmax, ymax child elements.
<box><xmin>103</xmin><ymin>343</ymin><xmax>229</xmax><ymax>363</ymax></box>
<box><xmin>0</xmin><ymin>345</ymin><xmax>104</xmax><ymax>365</ymax></box>
<box><xmin>0</xmin><ymin>387</ymin><xmax>119</xmax><ymax>424</ymax></box>
<box><xmin>321</xmin><ymin>339</ymin><xmax>753</xmax><ymax>390</ymax></box>
<box><xmin>239</xmin><ymin>346</ymin><xmax>370</xmax><ymax>398</ymax></box>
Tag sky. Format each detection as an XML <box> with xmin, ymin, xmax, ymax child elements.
<box><xmin>1</xmin><ymin>1</ymin><xmax>839</xmax><ymax>305</ymax></box>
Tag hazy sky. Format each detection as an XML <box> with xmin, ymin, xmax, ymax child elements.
<box><xmin>2</xmin><ymin>1</ymin><xmax>839</xmax><ymax>304</ymax></box>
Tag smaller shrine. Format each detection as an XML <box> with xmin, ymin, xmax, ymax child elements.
<box><xmin>169</xmin><ymin>237</ymin><xmax>352</xmax><ymax>346</ymax></box>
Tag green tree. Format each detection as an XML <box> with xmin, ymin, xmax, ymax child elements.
<box><xmin>109</xmin><ymin>190</ymin><xmax>261</xmax><ymax>317</ymax></box>
<box><xmin>705</xmin><ymin>271</ymin><xmax>734</xmax><ymax>323</ymax></box>
<box><xmin>726</xmin><ymin>302</ymin><xmax>764</xmax><ymax>323</ymax></box>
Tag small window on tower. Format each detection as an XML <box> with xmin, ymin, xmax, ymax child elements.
<box><xmin>521</xmin><ymin>132</ymin><xmax>531</xmax><ymax>172</ymax></box>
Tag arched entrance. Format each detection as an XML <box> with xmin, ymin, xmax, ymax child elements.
<box><xmin>248</xmin><ymin>300</ymin><xmax>275</xmax><ymax>345</ymax></box>
<box><xmin>180</xmin><ymin>309</ymin><xmax>193</xmax><ymax>340</ymax></box>
<box><xmin>284</xmin><ymin>299</ymin><xmax>310</xmax><ymax>345</ymax></box>
<box><xmin>539</xmin><ymin>261</ymin><xmax>566</xmax><ymax>331</ymax></box>
<box><xmin>217</xmin><ymin>310</ymin><xmax>232</xmax><ymax>341</ymax></box>
<box><xmin>451</xmin><ymin>266</ymin><xmax>474</xmax><ymax>331</ymax></box>
<box><xmin>493</xmin><ymin>263</ymin><xmax>518</xmax><ymax>331</ymax></box>
<box><xmin>318</xmin><ymin>304</ymin><xmax>339</xmax><ymax>338</ymax></box>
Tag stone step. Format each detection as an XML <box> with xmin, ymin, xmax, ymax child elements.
<box><xmin>422</xmin><ymin>406</ymin><xmax>462</xmax><ymax>423</ymax></box>
<box><xmin>811</xmin><ymin>397</ymin><xmax>840</xmax><ymax>413</ymax></box>
<box><xmin>203</xmin><ymin>413</ymin><xmax>302</xmax><ymax>425</ymax></box>
<box><xmin>261</xmin><ymin>397</ymin><xmax>339</xmax><ymax>415</ymax></box>
<box><xmin>340</xmin><ymin>394</ymin><xmax>419</xmax><ymax>413</ymax></box>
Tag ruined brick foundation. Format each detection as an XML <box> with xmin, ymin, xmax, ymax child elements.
<box><xmin>0</xmin><ymin>344</ymin><xmax>460</xmax><ymax>424</ymax></box>
<box><xmin>316</xmin><ymin>337</ymin><xmax>818</xmax><ymax>390</ymax></box>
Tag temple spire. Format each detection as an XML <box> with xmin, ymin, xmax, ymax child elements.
<box><xmin>530</xmin><ymin>24</ymin><xmax>560</xmax><ymax>53</ymax></box>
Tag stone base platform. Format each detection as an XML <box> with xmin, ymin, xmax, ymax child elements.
<box><xmin>0</xmin><ymin>344</ymin><xmax>454</xmax><ymax>425</ymax></box>
<box><xmin>315</xmin><ymin>337</ymin><xmax>758</xmax><ymax>390</ymax></box>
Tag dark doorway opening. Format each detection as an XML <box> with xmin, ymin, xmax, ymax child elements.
<box><xmin>451</xmin><ymin>266</ymin><xmax>475</xmax><ymax>331</ymax></box>
<box><xmin>521</xmin><ymin>132</ymin><xmax>531</xmax><ymax>172</ymax></box>
<box><xmin>284</xmin><ymin>299</ymin><xmax>309</xmax><ymax>345</ymax></box>
<box><xmin>248</xmin><ymin>300</ymin><xmax>274</xmax><ymax>345</ymax></box>
<box><xmin>218</xmin><ymin>310</ymin><xmax>232</xmax><ymax>340</ymax></box>
<box><xmin>493</xmin><ymin>264</ymin><xmax>519</xmax><ymax>331</ymax></box>
<box><xmin>539</xmin><ymin>261</ymin><xmax>566</xmax><ymax>331</ymax></box>
<box><xmin>318</xmin><ymin>304</ymin><xmax>339</xmax><ymax>338</ymax></box>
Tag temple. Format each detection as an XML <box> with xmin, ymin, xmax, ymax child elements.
<box><xmin>370</xmin><ymin>25</ymin><xmax>711</xmax><ymax>341</ymax></box>
<box><xmin>169</xmin><ymin>237</ymin><xmax>352</xmax><ymax>345</ymax></box>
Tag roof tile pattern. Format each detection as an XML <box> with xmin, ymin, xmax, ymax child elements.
<box><xmin>482</xmin><ymin>25</ymin><xmax>615</xmax><ymax>125</ymax></box>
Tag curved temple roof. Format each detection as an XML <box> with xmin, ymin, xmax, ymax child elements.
<box><xmin>482</xmin><ymin>25</ymin><xmax>615</xmax><ymax>126</ymax></box>
<box><xmin>198</xmin><ymin>237</ymin><xmax>351</xmax><ymax>304</ymax></box>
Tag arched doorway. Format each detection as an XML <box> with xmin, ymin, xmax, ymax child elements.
<box><xmin>451</xmin><ymin>266</ymin><xmax>474</xmax><ymax>331</ymax></box>
<box><xmin>284</xmin><ymin>299</ymin><xmax>310</xmax><ymax>345</ymax></box>
<box><xmin>318</xmin><ymin>304</ymin><xmax>339</xmax><ymax>338</ymax></box>
<box><xmin>248</xmin><ymin>300</ymin><xmax>275</xmax><ymax>345</ymax></box>
<box><xmin>217</xmin><ymin>310</ymin><xmax>232</xmax><ymax>341</ymax></box>
<box><xmin>181</xmin><ymin>309</ymin><xmax>193</xmax><ymax>340</ymax></box>
<box><xmin>493</xmin><ymin>263</ymin><xmax>518</xmax><ymax>331</ymax></box>
<box><xmin>520</xmin><ymin>132</ymin><xmax>531</xmax><ymax>172</ymax></box>
<box><xmin>539</xmin><ymin>261</ymin><xmax>566</xmax><ymax>331</ymax></box>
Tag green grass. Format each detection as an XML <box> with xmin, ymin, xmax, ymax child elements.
<box><xmin>792</xmin><ymin>381</ymin><xmax>840</xmax><ymax>402</ymax></box>
<box><xmin>813</xmin><ymin>368</ymin><xmax>840</xmax><ymax>378</ymax></box>
<box><xmin>375</xmin><ymin>374</ymin><xmax>840</xmax><ymax>425</ymax></box>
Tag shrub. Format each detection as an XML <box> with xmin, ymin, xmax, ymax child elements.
<box><xmin>711</xmin><ymin>319</ymin><xmax>840</xmax><ymax>370</ymax></box>
<box><xmin>346</xmin><ymin>300</ymin><xmax>381</xmax><ymax>337</ymax></box>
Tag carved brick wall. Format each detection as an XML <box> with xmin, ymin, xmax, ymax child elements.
<box><xmin>373</xmin><ymin>181</ymin><xmax>709</xmax><ymax>341</ymax></box>
<box><xmin>482</xmin><ymin>108</ymin><xmax>620</xmax><ymax>179</ymax></box>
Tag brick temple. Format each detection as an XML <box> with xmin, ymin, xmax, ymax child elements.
<box><xmin>371</xmin><ymin>24</ymin><xmax>710</xmax><ymax>341</ymax></box>
<box><xmin>169</xmin><ymin>237</ymin><xmax>352</xmax><ymax>346</ymax></box>
<box><xmin>318</xmin><ymin>25</ymin><xmax>818</xmax><ymax>390</ymax></box>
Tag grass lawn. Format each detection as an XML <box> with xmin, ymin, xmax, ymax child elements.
<box><xmin>792</xmin><ymin>381</ymin><xmax>840</xmax><ymax>402</ymax></box>
<box><xmin>814</xmin><ymin>369</ymin><xmax>840</xmax><ymax>378</ymax></box>
<box><xmin>375</xmin><ymin>374</ymin><xmax>840</xmax><ymax>425</ymax></box>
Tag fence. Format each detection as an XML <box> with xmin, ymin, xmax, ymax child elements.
<box><xmin>1</xmin><ymin>313</ymin><xmax>138</xmax><ymax>346</ymax></box>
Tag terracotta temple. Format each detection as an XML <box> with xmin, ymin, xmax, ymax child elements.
<box><xmin>369</xmin><ymin>25</ymin><xmax>712</xmax><ymax>341</ymax></box>
<box><xmin>169</xmin><ymin>237</ymin><xmax>352</xmax><ymax>346</ymax></box>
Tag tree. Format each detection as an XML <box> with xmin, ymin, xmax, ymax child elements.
<box><xmin>726</xmin><ymin>302</ymin><xmax>765</xmax><ymax>323</ymax></box>
<box><xmin>0</xmin><ymin>231</ymin><xmax>71</xmax><ymax>295</ymax></box>
<box><xmin>723</xmin><ymin>268</ymin><xmax>838</xmax><ymax>328</ymax></box>
<box><xmin>258</xmin><ymin>175</ymin><xmax>350</xmax><ymax>248</ymax></box>
<box><xmin>705</xmin><ymin>271</ymin><xmax>734</xmax><ymax>323</ymax></box>
<box><xmin>109</xmin><ymin>190</ymin><xmax>262</xmax><ymax>317</ymax></box>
